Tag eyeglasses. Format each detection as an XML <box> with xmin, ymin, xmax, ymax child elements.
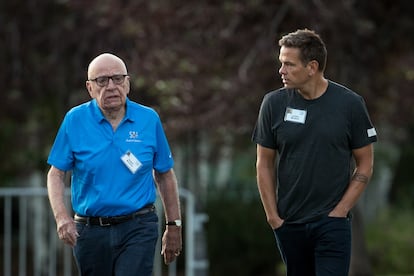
<box><xmin>89</xmin><ymin>74</ymin><xmax>128</xmax><ymax>87</ymax></box>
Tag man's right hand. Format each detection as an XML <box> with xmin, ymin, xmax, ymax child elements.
<box><xmin>269</xmin><ymin>216</ymin><xmax>285</xmax><ymax>230</ymax></box>
<box><xmin>57</xmin><ymin>217</ymin><xmax>79</xmax><ymax>247</ymax></box>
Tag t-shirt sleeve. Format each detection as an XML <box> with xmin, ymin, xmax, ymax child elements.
<box><xmin>252</xmin><ymin>94</ymin><xmax>277</xmax><ymax>149</ymax></box>
<box><xmin>350</xmin><ymin>96</ymin><xmax>377</xmax><ymax>149</ymax></box>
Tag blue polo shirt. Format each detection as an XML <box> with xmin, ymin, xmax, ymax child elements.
<box><xmin>47</xmin><ymin>98</ymin><xmax>174</xmax><ymax>216</ymax></box>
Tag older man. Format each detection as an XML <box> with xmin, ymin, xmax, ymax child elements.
<box><xmin>47</xmin><ymin>53</ymin><xmax>182</xmax><ymax>275</ymax></box>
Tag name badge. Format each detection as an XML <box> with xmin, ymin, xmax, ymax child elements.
<box><xmin>121</xmin><ymin>151</ymin><xmax>142</xmax><ymax>174</ymax></box>
<box><xmin>284</xmin><ymin>107</ymin><xmax>307</xmax><ymax>124</ymax></box>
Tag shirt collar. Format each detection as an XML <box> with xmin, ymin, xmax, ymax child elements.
<box><xmin>90</xmin><ymin>98</ymin><xmax>135</xmax><ymax>123</ymax></box>
<box><xmin>124</xmin><ymin>98</ymin><xmax>135</xmax><ymax>123</ymax></box>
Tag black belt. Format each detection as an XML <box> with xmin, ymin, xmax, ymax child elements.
<box><xmin>74</xmin><ymin>205</ymin><xmax>155</xmax><ymax>226</ymax></box>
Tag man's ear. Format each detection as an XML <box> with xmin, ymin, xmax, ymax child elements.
<box><xmin>307</xmin><ymin>60</ymin><xmax>319</xmax><ymax>76</ymax></box>
<box><xmin>86</xmin><ymin>81</ymin><xmax>94</xmax><ymax>98</ymax></box>
<box><xmin>125</xmin><ymin>77</ymin><xmax>131</xmax><ymax>95</ymax></box>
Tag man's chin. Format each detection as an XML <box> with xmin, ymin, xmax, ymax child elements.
<box><xmin>103</xmin><ymin>99</ymin><xmax>123</xmax><ymax>107</ymax></box>
<box><xmin>102</xmin><ymin>102</ymin><xmax>123</xmax><ymax>112</ymax></box>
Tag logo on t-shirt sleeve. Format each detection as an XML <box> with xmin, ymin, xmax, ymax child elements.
<box><xmin>367</xmin><ymin>128</ymin><xmax>377</xmax><ymax>137</ymax></box>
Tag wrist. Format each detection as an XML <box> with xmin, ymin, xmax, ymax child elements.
<box><xmin>166</xmin><ymin>219</ymin><xmax>182</xmax><ymax>227</ymax></box>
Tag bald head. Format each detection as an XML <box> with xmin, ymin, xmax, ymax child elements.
<box><xmin>87</xmin><ymin>53</ymin><xmax>128</xmax><ymax>80</ymax></box>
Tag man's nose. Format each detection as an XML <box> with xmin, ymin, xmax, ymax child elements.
<box><xmin>106</xmin><ymin>78</ymin><xmax>116</xmax><ymax>88</ymax></box>
<box><xmin>279</xmin><ymin>65</ymin><xmax>285</xmax><ymax>75</ymax></box>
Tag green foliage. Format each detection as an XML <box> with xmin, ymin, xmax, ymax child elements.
<box><xmin>389</xmin><ymin>138</ymin><xmax>414</xmax><ymax>208</ymax></box>
<box><xmin>206</xmin><ymin>189</ymin><xmax>283</xmax><ymax>276</ymax></box>
<box><xmin>1</xmin><ymin>0</ymin><xmax>414</xmax><ymax>184</ymax></box>
<box><xmin>366</xmin><ymin>208</ymin><xmax>414</xmax><ymax>273</ymax></box>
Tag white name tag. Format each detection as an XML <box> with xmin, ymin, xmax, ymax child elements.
<box><xmin>284</xmin><ymin>107</ymin><xmax>307</xmax><ymax>124</ymax></box>
<box><xmin>121</xmin><ymin>151</ymin><xmax>142</xmax><ymax>174</ymax></box>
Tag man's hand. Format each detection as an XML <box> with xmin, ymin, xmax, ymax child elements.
<box><xmin>56</xmin><ymin>217</ymin><xmax>79</xmax><ymax>247</ymax></box>
<box><xmin>161</xmin><ymin>226</ymin><xmax>182</xmax><ymax>264</ymax></box>
<box><xmin>269</xmin><ymin>216</ymin><xmax>285</xmax><ymax>230</ymax></box>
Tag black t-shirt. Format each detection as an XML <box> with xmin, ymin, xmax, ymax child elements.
<box><xmin>252</xmin><ymin>81</ymin><xmax>377</xmax><ymax>223</ymax></box>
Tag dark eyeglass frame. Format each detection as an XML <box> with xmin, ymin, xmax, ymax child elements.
<box><xmin>88</xmin><ymin>74</ymin><xmax>128</xmax><ymax>87</ymax></box>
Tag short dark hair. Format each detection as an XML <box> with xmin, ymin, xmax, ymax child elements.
<box><xmin>278</xmin><ymin>29</ymin><xmax>327</xmax><ymax>72</ymax></box>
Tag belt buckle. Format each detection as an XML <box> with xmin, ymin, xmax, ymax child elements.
<box><xmin>99</xmin><ymin>217</ymin><xmax>111</xmax><ymax>226</ymax></box>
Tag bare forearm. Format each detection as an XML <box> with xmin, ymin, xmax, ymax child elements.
<box><xmin>257</xmin><ymin>167</ymin><xmax>282</xmax><ymax>227</ymax></box>
<box><xmin>47</xmin><ymin>167</ymin><xmax>71</xmax><ymax>221</ymax></box>
<box><xmin>154</xmin><ymin>169</ymin><xmax>181</xmax><ymax>221</ymax></box>
<box><xmin>155</xmin><ymin>169</ymin><xmax>182</xmax><ymax>264</ymax></box>
<box><xmin>256</xmin><ymin>145</ymin><xmax>282</xmax><ymax>228</ymax></box>
<box><xmin>47</xmin><ymin>166</ymin><xmax>78</xmax><ymax>247</ymax></box>
<box><xmin>331</xmin><ymin>169</ymin><xmax>372</xmax><ymax>216</ymax></box>
<box><xmin>331</xmin><ymin>144</ymin><xmax>374</xmax><ymax>217</ymax></box>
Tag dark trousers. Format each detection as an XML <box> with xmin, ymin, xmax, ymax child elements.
<box><xmin>274</xmin><ymin>215</ymin><xmax>352</xmax><ymax>276</ymax></box>
<box><xmin>73</xmin><ymin>211</ymin><xmax>158</xmax><ymax>276</ymax></box>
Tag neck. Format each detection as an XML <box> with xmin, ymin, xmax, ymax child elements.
<box><xmin>297</xmin><ymin>77</ymin><xmax>328</xmax><ymax>100</ymax></box>
<box><xmin>102</xmin><ymin>107</ymin><xmax>125</xmax><ymax>131</ymax></box>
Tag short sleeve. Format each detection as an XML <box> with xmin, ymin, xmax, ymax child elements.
<box><xmin>47</xmin><ymin>114</ymin><xmax>74</xmax><ymax>171</ymax></box>
<box><xmin>350</xmin><ymin>96</ymin><xmax>377</xmax><ymax>149</ymax></box>
<box><xmin>153</xmin><ymin>118</ymin><xmax>174</xmax><ymax>173</ymax></box>
<box><xmin>252</xmin><ymin>94</ymin><xmax>277</xmax><ymax>149</ymax></box>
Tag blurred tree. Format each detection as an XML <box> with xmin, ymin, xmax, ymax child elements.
<box><xmin>1</xmin><ymin>0</ymin><xmax>413</xmax><ymax>175</ymax></box>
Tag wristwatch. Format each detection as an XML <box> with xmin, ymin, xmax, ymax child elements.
<box><xmin>166</xmin><ymin>219</ymin><xmax>182</xmax><ymax>227</ymax></box>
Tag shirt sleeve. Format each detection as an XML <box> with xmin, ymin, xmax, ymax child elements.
<box><xmin>350</xmin><ymin>96</ymin><xmax>378</xmax><ymax>149</ymax></box>
<box><xmin>153</xmin><ymin>118</ymin><xmax>174</xmax><ymax>173</ymax></box>
<box><xmin>47</xmin><ymin>114</ymin><xmax>74</xmax><ymax>171</ymax></box>
<box><xmin>252</xmin><ymin>94</ymin><xmax>277</xmax><ymax>149</ymax></box>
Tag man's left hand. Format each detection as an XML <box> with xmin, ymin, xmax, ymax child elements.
<box><xmin>161</xmin><ymin>225</ymin><xmax>182</xmax><ymax>264</ymax></box>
